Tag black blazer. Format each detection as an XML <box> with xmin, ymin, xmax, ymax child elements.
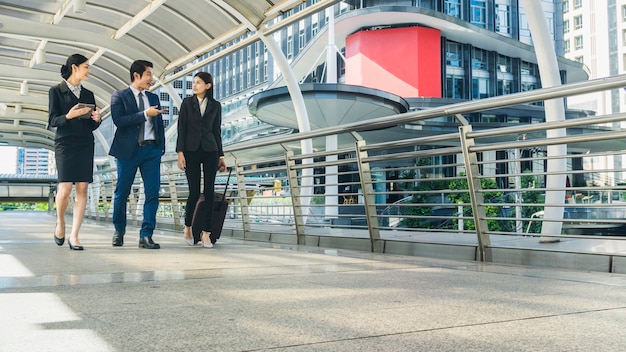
<box><xmin>109</xmin><ymin>87</ymin><xmax>166</xmax><ymax>159</ymax></box>
<box><xmin>176</xmin><ymin>95</ymin><xmax>223</xmax><ymax>156</ymax></box>
<box><xmin>48</xmin><ymin>81</ymin><xmax>101</xmax><ymax>141</ymax></box>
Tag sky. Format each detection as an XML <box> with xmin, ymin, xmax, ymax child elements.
<box><xmin>0</xmin><ymin>146</ymin><xmax>17</xmax><ymax>174</ymax></box>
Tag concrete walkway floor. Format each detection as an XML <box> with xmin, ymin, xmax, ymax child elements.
<box><xmin>1</xmin><ymin>211</ymin><xmax>626</xmax><ymax>352</ymax></box>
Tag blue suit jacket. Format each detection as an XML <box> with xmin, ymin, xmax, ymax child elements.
<box><xmin>109</xmin><ymin>87</ymin><xmax>165</xmax><ymax>159</ymax></box>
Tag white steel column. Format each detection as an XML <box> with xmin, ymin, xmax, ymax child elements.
<box><xmin>325</xmin><ymin>7</ymin><xmax>339</xmax><ymax>219</ymax></box>
<box><xmin>520</xmin><ymin>0</ymin><xmax>566</xmax><ymax>241</ymax></box>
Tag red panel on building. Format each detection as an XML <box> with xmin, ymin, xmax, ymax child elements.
<box><xmin>345</xmin><ymin>26</ymin><xmax>441</xmax><ymax>98</ymax></box>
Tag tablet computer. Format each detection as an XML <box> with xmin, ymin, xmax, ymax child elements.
<box><xmin>76</xmin><ymin>103</ymin><xmax>95</xmax><ymax>119</ymax></box>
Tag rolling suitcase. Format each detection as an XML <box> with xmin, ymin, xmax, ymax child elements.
<box><xmin>191</xmin><ymin>167</ymin><xmax>232</xmax><ymax>244</ymax></box>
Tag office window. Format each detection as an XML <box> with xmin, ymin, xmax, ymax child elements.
<box><xmin>521</xmin><ymin>81</ymin><xmax>536</xmax><ymax>92</ymax></box>
<box><xmin>497</xmin><ymin>55</ymin><xmax>511</xmax><ymax>73</ymax></box>
<box><xmin>299</xmin><ymin>28</ymin><xmax>306</xmax><ymax>50</ymax></box>
<box><xmin>287</xmin><ymin>34</ymin><xmax>294</xmax><ymax>60</ymax></box>
<box><xmin>575</xmin><ymin>35</ymin><xmax>583</xmax><ymax>50</ymax></box>
<box><xmin>472</xmin><ymin>76</ymin><xmax>491</xmax><ymax>99</ymax></box>
<box><xmin>472</xmin><ymin>48</ymin><xmax>488</xmax><ymax>70</ymax></box>
<box><xmin>563</xmin><ymin>39</ymin><xmax>570</xmax><ymax>53</ymax></box>
<box><xmin>574</xmin><ymin>56</ymin><xmax>583</xmax><ymax>63</ymax></box>
<box><xmin>495</xmin><ymin>3</ymin><xmax>511</xmax><ymax>36</ymax></box>
<box><xmin>173</xmin><ymin>80</ymin><xmax>183</xmax><ymax>89</ymax></box>
<box><xmin>446</xmin><ymin>42</ymin><xmax>463</xmax><ymax>67</ymax></box>
<box><xmin>623</xmin><ymin>29</ymin><xmax>626</xmax><ymax>46</ymax></box>
<box><xmin>470</xmin><ymin>0</ymin><xmax>487</xmax><ymax>28</ymax></box>
<box><xmin>623</xmin><ymin>5</ymin><xmax>626</xmax><ymax>21</ymax></box>
<box><xmin>497</xmin><ymin>78</ymin><xmax>512</xmax><ymax>95</ymax></box>
<box><xmin>444</xmin><ymin>0</ymin><xmax>462</xmax><ymax>18</ymax></box>
<box><xmin>563</xmin><ymin>0</ymin><xmax>569</xmax><ymax>13</ymax></box>
<box><xmin>521</xmin><ymin>61</ymin><xmax>536</xmax><ymax>76</ymax></box>
<box><xmin>159</xmin><ymin>92</ymin><xmax>170</xmax><ymax>101</ymax></box>
<box><xmin>446</xmin><ymin>74</ymin><xmax>465</xmax><ymax>99</ymax></box>
<box><xmin>563</xmin><ymin>20</ymin><xmax>569</xmax><ymax>34</ymax></box>
<box><xmin>311</xmin><ymin>20</ymin><xmax>319</xmax><ymax>37</ymax></box>
<box><xmin>574</xmin><ymin>16</ymin><xmax>582</xmax><ymax>30</ymax></box>
<box><xmin>574</xmin><ymin>0</ymin><xmax>582</xmax><ymax>9</ymax></box>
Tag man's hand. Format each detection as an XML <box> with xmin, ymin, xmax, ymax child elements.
<box><xmin>146</xmin><ymin>105</ymin><xmax>167</xmax><ymax>117</ymax></box>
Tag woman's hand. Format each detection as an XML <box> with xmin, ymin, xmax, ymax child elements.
<box><xmin>66</xmin><ymin>104</ymin><xmax>92</xmax><ymax>120</ymax></box>
<box><xmin>218</xmin><ymin>157</ymin><xmax>227</xmax><ymax>172</ymax></box>
<box><xmin>177</xmin><ymin>153</ymin><xmax>186</xmax><ymax>171</ymax></box>
<box><xmin>91</xmin><ymin>107</ymin><xmax>101</xmax><ymax>123</ymax></box>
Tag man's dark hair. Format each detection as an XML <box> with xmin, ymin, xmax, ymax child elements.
<box><xmin>129</xmin><ymin>60</ymin><xmax>153</xmax><ymax>82</ymax></box>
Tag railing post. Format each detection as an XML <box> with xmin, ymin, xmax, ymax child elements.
<box><xmin>165</xmin><ymin>166</ymin><xmax>182</xmax><ymax>230</ymax></box>
<box><xmin>234</xmin><ymin>159</ymin><xmax>251</xmax><ymax>238</ymax></box>
<box><xmin>458</xmin><ymin>122</ymin><xmax>492</xmax><ymax>262</ymax></box>
<box><xmin>285</xmin><ymin>150</ymin><xmax>306</xmax><ymax>244</ymax></box>
<box><xmin>355</xmin><ymin>140</ymin><xmax>382</xmax><ymax>252</ymax></box>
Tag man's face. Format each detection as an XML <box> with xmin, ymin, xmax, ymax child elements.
<box><xmin>134</xmin><ymin>67</ymin><xmax>154</xmax><ymax>91</ymax></box>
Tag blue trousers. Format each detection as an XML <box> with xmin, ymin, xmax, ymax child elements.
<box><xmin>112</xmin><ymin>144</ymin><xmax>162</xmax><ymax>238</ymax></box>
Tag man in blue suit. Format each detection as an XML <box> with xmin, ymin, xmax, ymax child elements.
<box><xmin>109</xmin><ymin>60</ymin><xmax>167</xmax><ymax>249</ymax></box>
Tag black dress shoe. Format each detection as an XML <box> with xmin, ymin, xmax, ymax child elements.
<box><xmin>68</xmin><ymin>239</ymin><xmax>84</xmax><ymax>251</ymax></box>
<box><xmin>138</xmin><ymin>237</ymin><xmax>160</xmax><ymax>249</ymax></box>
<box><xmin>54</xmin><ymin>223</ymin><xmax>65</xmax><ymax>246</ymax></box>
<box><xmin>54</xmin><ymin>233</ymin><xmax>65</xmax><ymax>246</ymax></box>
<box><xmin>112</xmin><ymin>231</ymin><xmax>125</xmax><ymax>247</ymax></box>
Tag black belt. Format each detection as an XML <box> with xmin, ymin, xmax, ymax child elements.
<box><xmin>138</xmin><ymin>140</ymin><xmax>156</xmax><ymax>146</ymax></box>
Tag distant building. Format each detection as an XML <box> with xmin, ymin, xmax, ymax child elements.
<box><xmin>16</xmin><ymin>147</ymin><xmax>51</xmax><ymax>175</ymax></box>
<box><xmin>561</xmin><ymin>0</ymin><xmax>626</xmax><ymax>183</ymax></box>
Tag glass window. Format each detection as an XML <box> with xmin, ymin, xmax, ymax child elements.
<box><xmin>446</xmin><ymin>42</ymin><xmax>463</xmax><ymax>67</ymax></box>
<box><xmin>472</xmin><ymin>48</ymin><xmax>488</xmax><ymax>70</ymax></box>
<box><xmin>574</xmin><ymin>0</ymin><xmax>582</xmax><ymax>9</ymax></box>
<box><xmin>520</xmin><ymin>61</ymin><xmax>536</xmax><ymax>76</ymax></box>
<box><xmin>299</xmin><ymin>28</ymin><xmax>306</xmax><ymax>50</ymax></box>
<box><xmin>623</xmin><ymin>5</ymin><xmax>626</xmax><ymax>21</ymax></box>
<box><xmin>444</xmin><ymin>0</ymin><xmax>462</xmax><ymax>18</ymax></box>
<box><xmin>574</xmin><ymin>16</ymin><xmax>582</xmax><ymax>30</ymax></box>
<box><xmin>575</xmin><ymin>36</ymin><xmax>583</xmax><ymax>50</ymax></box>
<box><xmin>470</xmin><ymin>0</ymin><xmax>487</xmax><ymax>28</ymax></box>
<box><xmin>497</xmin><ymin>55</ymin><xmax>511</xmax><ymax>73</ymax></box>
<box><xmin>446</xmin><ymin>74</ymin><xmax>465</xmax><ymax>99</ymax></box>
<box><xmin>574</xmin><ymin>56</ymin><xmax>583</xmax><ymax>63</ymax></box>
<box><xmin>563</xmin><ymin>39</ymin><xmax>570</xmax><ymax>53</ymax></box>
<box><xmin>497</xmin><ymin>78</ymin><xmax>512</xmax><ymax>95</ymax></box>
<box><xmin>563</xmin><ymin>0</ymin><xmax>569</xmax><ymax>14</ymax></box>
<box><xmin>563</xmin><ymin>20</ymin><xmax>569</xmax><ymax>34</ymax></box>
<box><xmin>495</xmin><ymin>3</ymin><xmax>511</xmax><ymax>36</ymax></box>
<box><xmin>472</xmin><ymin>76</ymin><xmax>491</xmax><ymax>99</ymax></box>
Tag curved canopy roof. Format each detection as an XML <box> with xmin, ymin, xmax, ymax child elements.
<box><xmin>0</xmin><ymin>0</ymin><xmax>339</xmax><ymax>150</ymax></box>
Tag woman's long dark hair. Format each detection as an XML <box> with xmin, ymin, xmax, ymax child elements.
<box><xmin>60</xmin><ymin>54</ymin><xmax>88</xmax><ymax>80</ymax></box>
<box><xmin>195</xmin><ymin>71</ymin><xmax>214</xmax><ymax>99</ymax></box>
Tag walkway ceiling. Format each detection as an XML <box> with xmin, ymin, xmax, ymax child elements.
<box><xmin>0</xmin><ymin>0</ymin><xmax>340</xmax><ymax>150</ymax></box>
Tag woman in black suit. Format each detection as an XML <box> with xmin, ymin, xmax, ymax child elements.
<box><xmin>49</xmin><ymin>54</ymin><xmax>101</xmax><ymax>250</ymax></box>
<box><xmin>176</xmin><ymin>72</ymin><xmax>227</xmax><ymax>248</ymax></box>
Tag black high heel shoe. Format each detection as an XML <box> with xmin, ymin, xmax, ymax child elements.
<box><xmin>68</xmin><ymin>239</ymin><xmax>84</xmax><ymax>251</ymax></box>
<box><xmin>54</xmin><ymin>223</ymin><xmax>65</xmax><ymax>246</ymax></box>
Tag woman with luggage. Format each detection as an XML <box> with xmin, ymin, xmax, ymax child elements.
<box><xmin>176</xmin><ymin>71</ymin><xmax>226</xmax><ymax>248</ymax></box>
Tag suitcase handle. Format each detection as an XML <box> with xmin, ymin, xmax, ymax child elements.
<box><xmin>222</xmin><ymin>167</ymin><xmax>233</xmax><ymax>198</ymax></box>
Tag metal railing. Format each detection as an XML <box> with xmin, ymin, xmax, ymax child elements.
<box><xmin>84</xmin><ymin>74</ymin><xmax>626</xmax><ymax>273</ymax></box>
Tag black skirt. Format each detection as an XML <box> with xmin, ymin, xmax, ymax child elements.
<box><xmin>55</xmin><ymin>137</ymin><xmax>95</xmax><ymax>183</ymax></box>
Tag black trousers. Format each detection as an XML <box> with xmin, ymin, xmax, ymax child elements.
<box><xmin>184</xmin><ymin>150</ymin><xmax>219</xmax><ymax>231</ymax></box>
